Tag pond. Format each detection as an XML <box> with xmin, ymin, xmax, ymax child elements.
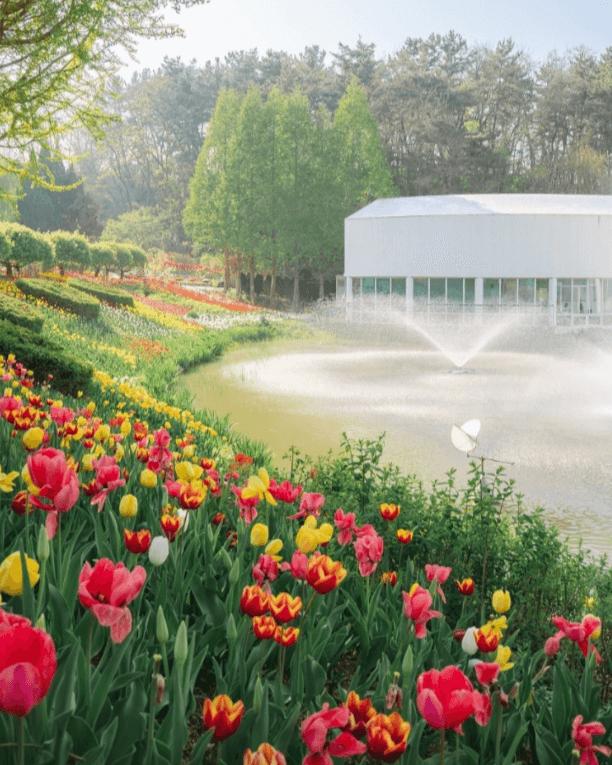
<box><xmin>180</xmin><ymin>325</ymin><xmax>612</xmax><ymax>557</ymax></box>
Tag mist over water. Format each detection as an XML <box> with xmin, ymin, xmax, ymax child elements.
<box><xmin>182</xmin><ymin>304</ymin><xmax>612</xmax><ymax>556</ymax></box>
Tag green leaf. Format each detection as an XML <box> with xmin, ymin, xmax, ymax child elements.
<box><xmin>304</xmin><ymin>656</ymin><xmax>326</xmax><ymax>700</ymax></box>
<box><xmin>87</xmin><ymin>638</ymin><xmax>131</xmax><ymax>728</ymax></box>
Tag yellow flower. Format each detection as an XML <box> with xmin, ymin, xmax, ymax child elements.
<box><xmin>492</xmin><ymin>590</ymin><xmax>512</xmax><ymax>614</ymax></box>
<box><xmin>250</xmin><ymin>523</ymin><xmax>269</xmax><ymax>546</ymax></box>
<box><xmin>120</xmin><ymin>420</ymin><xmax>131</xmax><ymax>437</ymax></box>
<box><xmin>21</xmin><ymin>465</ymin><xmax>38</xmax><ymax>494</ymax></box>
<box><xmin>175</xmin><ymin>462</ymin><xmax>203</xmax><ymax>483</ymax></box>
<box><xmin>22</xmin><ymin>427</ymin><xmax>44</xmax><ymax>451</ymax></box>
<box><xmin>183</xmin><ymin>445</ymin><xmax>195</xmax><ymax>458</ymax></box>
<box><xmin>115</xmin><ymin>444</ymin><xmax>125</xmax><ymax>461</ymax></box>
<box><xmin>0</xmin><ymin>552</ymin><xmax>40</xmax><ymax>596</ymax></box>
<box><xmin>0</xmin><ymin>469</ymin><xmax>19</xmax><ymax>493</ymax></box>
<box><xmin>94</xmin><ymin>424</ymin><xmax>111</xmax><ymax>442</ymax></box>
<box><xmin>494</xmin><ymin>644</ymin><xmax>514</xmax><ymax>671</ymax></box>
<box><xmin>317</xmin><ymin>523</ymin><xmax>334</xmax><ymax>544</ymax></box>
<box><xmin>241</xmin><ymin>468</ymin><xmax>277</xmax><ymax>506</ymax></box>
<box><xmin>140</xmin><ymin>469</ymin><xmax>158</xmax><ymax>488</ymax></box>
<box><xmin>486</xmin><ymin>616</ymin><xmax>508</xmax><ymax>636</ymax></box>
<box><xmin>585</xmin><ymin>595</ymin><xmax>597</xmax><ymax>609</ymax></box>
<box><xmin>265</xmin><ymin>538</ymin><xmax>283</xmax><ymax>561</ymax></box>
<box><xmin>81</xmin><ymin>453</ymin><xmax>95</xmax><ymax>472</ymax></box>
<box><xmin>295</xmin><ymin>516</ymin><xmax>331</xmax><ymax>554</ymax></box>
<box><xmin>119</xmin><ymin>494</ymin><xmax>138</xmax><ymax>518</ymax></box>
<box><xmin>87</xmin><ymin>402</ymin><xmax>96</xmax><ymax>412</ymax></box>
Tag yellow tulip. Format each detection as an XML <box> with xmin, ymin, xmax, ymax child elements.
<box><xmin>492</xmin><ymin>590</ymin><xmax>512</xmax><ymax>614</ymax></box>
<box><xmin>0</xmin><ymin>469</ymin><xmax>19</xmax><ymax>493</ymax></box>
<box><xmin>81</xmin><ymin>453</ymin><xmax>95</xmax><ymax>472</ymax></box>
<box><xmin>241</xmin><ymin>468</ymin><xmax>277</xmax><ymax>506</ymax></box>
<box><xmin>119</xmin><ymin>494</ymin><xmax>138</xmax><ymax>518</ymax></box>
<box><xmin>175</xmin><ymin>462</ymin><xmax>203</xmax><ymax>483</ymax></box>
<box><xmin>494</xmin><ymin>644</ymin><xmax>514</xmax><ymax>671</ymax></box>
<box><xmin>265</xmin><ymin>538</ymin><xmax>283</xmax><ymax>562</ymax></box>
<box><xmin>0</xmin><ymin>552</ymin><xmax>40</xmax><ymax>596</ymax></box>
<box><xmin>250</xmin><ymin>523</ymin><xmax>269</xmax><ymax>547</ymax></box>
<box><xmin>296</xmin><ymin>516</ymin><xmax>321</xmax><ymax>554</ymax></box>
<box><xmin>140</xmin><ymin>469</ymin><xmax>158</xmax><ymax>488</ymax></box>
<box><xmin>94</xmin><ymin>424</ymin><xmax>111</xmax><ymax>442</ymax></box>
<box><xmin>22</xmin><ymin>427</ymin><xmax>44</xmax><ymax>451</ymax></box>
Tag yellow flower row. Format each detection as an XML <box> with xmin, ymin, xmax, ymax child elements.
<box><xmin>50</xmin><ymin>323</ymin><xmax>137</xmax><ymax>367</ymax></box>
<box><xmin>131</xmin><ymin>301</ymin><xmax>201</xmax><ymax>333</ymax></box>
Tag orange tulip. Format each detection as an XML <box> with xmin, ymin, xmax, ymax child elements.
<box><xmin>366</xmin><ymin>712</ymin><xmax>411</xmax><ymax>762</ymax></box>
<box><xmin>381</xmin><ymin>571</ymin><xmax>398</xmax><ymax>586</ymax></box>
<box><xmin>344</xmin><ymin>690</ymin><xmax>376</xmax><ymax>738</ymax></box>
<box><xmin>160</xmin><ymin>513</ymin><xmax>180</xmax><ymax>542</ymax></box>
<box><xmin>202</xmin><ymin>694</ymin><xmax>245</xmax><ymax>741</ymax></box>
<box><xmin>252</xmin><ymin>615</ymin><xmax>277</xmax><ymax>640</ymax></box>
<box><xmin>240</xmin><ymin>585</ymin><xmax>269</xmax><ymax>617</ymax></box>
<box><xmin>268</xmin><ymin>592</ymin><xmax>302</xmax><ymax>623</ymax></box>
<box><xmin>475</xmin><ymin>626</ymin><xmax>500</xmax><ymax>653</ymax></box>
<box><xmin>396</xmin><ymin>529</ymin><xmax>413</xmax><ymax>544</ymax></box>
<box><xmin>243</xmin><ymin>742</ymin><xmax>287</xmax><ymax>765</ymax></box>
<box><xmin>273</xmin><ymin>625</ymin><xmax>300</xmax><ymax>646</ymax></box>
<box><xmin>306</xmin><ymin>554</ymin><xmax>347</xmax><ymax>594</ymax></box>
<box><xmin>456</xmin><ymin>578</ymin><xmax>475</xmax><ymax>596</ymax></box>
<box><xmin>379</xmin><ymin>503</ymin><xmax>400</xmax><ymax>521</ymax></box>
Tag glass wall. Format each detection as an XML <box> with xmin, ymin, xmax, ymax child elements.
<box><xmin>483</xmin><ymin>279</ymin><xmax>500</xmax><ymax>305</ymax></box>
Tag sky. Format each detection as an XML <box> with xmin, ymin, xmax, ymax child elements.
<box><xmin>122</xmin><ymin>0</ymin><xmax>612</xmax><ymax>76</ymax></box>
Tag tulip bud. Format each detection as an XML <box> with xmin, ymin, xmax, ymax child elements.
<box><xmin>155</xmin><ymin>674</ymin><xmax>165</xmax><ymax>705</ymax></box>
<box><xmin>226</xmin><ymin>614</ymin><xmax>238</xmax><ymax>643</ymax></box>
<box><xmin>491</xmin><ymin>589</ymin><xmax>511</xmax><ymax>614</ymax></box>
<box><xmin>401</xmin><ymin>645</ymin><xmax>413</xmax><ymax>678</ymax></box>
<box><xmin>156</xmin><ymin>606</ymin><xmax>169</xmax><ymax>644</ymax></box>
<box><xmin>461</xmin><ymin>626</ymin><xmax>479</xmax><ymax>655</ymax></box>
<box><xmin>229</xmin><ymin>557</ymin><xmax>241</xmax><ymax>585</ymax></box>
<box><xmin>220</xmin><ymin>546</ymin><xmax>232</xmax><ymax>571</ymax></box>
<box><xmin>253</xmin><ymin>676</ymin><xmax>264</xmax><ymax>715</ymax></box>
<box><xmin>174</xmin><ymin>620</ymin><xmax>188</xmax><ymax>668</ymax></box>
<box><xmin>149</xmin><ymin>536</ymin><xmax>169</xmax><ymax>566</ymax></box>
<box><xmin>36</xmin><ymin>613</ymin><xmax>46</xmax><ymax>631</ymax></box>
<box><xmin>37</xmin><ymin>524</ymin><xmax>50</xmax><ymax>561</ymax></box>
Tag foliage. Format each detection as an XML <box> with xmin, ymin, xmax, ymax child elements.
<box><xmin>0</xmin><ymin>292</ymin><xmax>44</xmax><ymax>333</ymax></box>
<box><xmin>67</xmin><ymin>278</ymin><xmax>135</xmax><ymax>308</ymax></box>
<box><xmin>50</xmin><ymin>231</ymin><xmax>91</xmax><ymax>275</ymax></box>
<box><xmin>0</xmin><ymin>223</ymin><xmax>54</xmax><ymax>276</ymax></box>
<box><xmin>15</xmin><ymin>277</ymin><xmax>101</xmax><ymax>320</ymax></box>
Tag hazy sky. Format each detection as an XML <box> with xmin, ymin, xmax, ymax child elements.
<box><xmin>122</xmin><ymin>0</ymin><xmax>612</xmax><ymax>76</ymax></box>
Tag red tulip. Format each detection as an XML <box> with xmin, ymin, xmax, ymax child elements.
<box><xmin>301</xmin><ymin>703</ymin><xmax>366</xmax><ymax>765</ymax></box>
<box><xmin>280</xmin><ymin>550</ymin><xmax>308</xmax><ymax>580</ymax></box>
<box><xmin>269</xmin><ymin>480</ymin><xmax>302</xmax><ymax>503</ymax></box>
<box><xmin>396</xmin><ymin>529</ymin><xmax>413</xmax><ymax>544</ymax></box>
<box><xmin>474</xmin><ymin>662</ymin><xmax>500</xmax><ymax>686</ymax></box>
<box><xmin>343</xmin><ymin>691</ymin><xmax>376</xmax><ymax>738</ymax></box>
<box><xmin>366</xmin><ymin>712</ymin><xmax>411</xmax><ymax>762</ymax></box>
<box><xmin>307</xmin><ymin>554</ymin><xmax>347</xmax><ymax>594</ymax></box>
<box><xmin>548</xmin><ymin>615</ymin><xmax>602</xmax><ymax>663</ymax></box>
<box><xmin>425</xmin><ymin>564</ymin><xmax>452</xmax><ymax>602</ymax></box>
<box><xmin>252</xmin><ymin>615</ymin><xmax>277</xmax><ymax>640</ymax></box>
<box><xmin>273</xmin><ymin>625</ymin><xmax>300</xmax><ymax>646</ymax></box>
<box><xmin>417</xmin><ymin>666</ymin><xmax>481</xmax><ymax>734</ymax></box>
<box><xmin>572</xmin><ymin>715</ymin><xmax>611</xmax><ymax>765</ymax></box>
<box><xmin>456</xmin><ymin>578</ymin><xmax>475</xmax><ymax>596</ymax></box>
<box><xmin>268</xmin><ymin>592</ymin><xmax>302</xmax><ymax>623</ymax></box>
<box><xmin>240</xmin><ymin>585</ymin><xmax>269</xmax><ymax>617</ymax></box>
<box><xmin>0</xmin><ymin>609</ymin><xmax>57</xmax><ymax>717</ymax></box>
<box><xmin>379</xmin><ymin>503</ymin><xmax>400</xmax><ymax>521</ymax></box>
<box><xmin>474</xmin><ymin>627</ymin><xmax>500</xmax><ymax>654</ymax></box>
<box><xmin>123</xmin><ymin>529</ymin><xmax>152</xmax><ymax>554</ymax></box>
<box><xmin>202</xmin><ymin>694</ymin><xmax>245</xmax><ymax>741</ymax></box>
<box><xmin>78</xmin><ymin>558</ymin><xmax>146</xmax><ymax>643</ymax></box>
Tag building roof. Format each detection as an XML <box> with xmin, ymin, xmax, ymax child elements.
<box><xmin>347</xmin><ymin>194</ymin><xmax>612</xmax><ymax>219</ymax></box>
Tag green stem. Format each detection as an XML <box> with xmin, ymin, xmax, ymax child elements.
<box><xmin>495</xmin><ymin>694</ymin><xmax>503</xmax><ymax>762</ymax></box>
<box><xmin>18</xmin><ymin>716</ymin><xmax>24</xmax><ymax>765</ymax></box>
<box><xmin>35</xmin><ymin>558</ymin><xmax>46</xmax><ymax>621</ymax></box>
<box><xmin>440</xmin><ymin>728</ymin><xmax>445</xmax><ymax>765</ymax></box>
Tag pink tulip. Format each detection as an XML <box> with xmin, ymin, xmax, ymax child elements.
<box><xmin>417</xmin><ymin>666</ymin><xmax>486</xmax><ymax>734</ymax></box>
<box><xmin>301</xmin><ymin>703</ymin><xmax>366</xmax><ymax>765</ymax></box>
<box><xmin>474</xmin><ymin>662</ymin><xmax>500</xmax><ymax>687</ymax></box>
<box><xmin>280</xmin><ymin>550</ymin><xmax>309</xmax><ymax>580</ymax></box>
<box><xmin>252</xmin><ymin>554</ymin><xmax>279</xmax><ymax>585</ymax></box>
<box><xmin>424</xmin><ymin>564</ymin><xmax>453</xmax><ymax>603</ymax></box>
<box><xmin>27</xmin><ymin>447</ymin><xmax>80</xmax><ymax>539</ymax></box>
<box><xmin>90</xmin><ymin>455</ymin><xmax>126</xmax><ymax>512</ymax></box>
<box><xmin>402</xmin><ymin>584</ymin><xmax>442</xmax><ymax>638</ymax></box>
<box><xmin>269</xmin><ymin>480</ymin><xmax>302</xmax><ymax>503</ymax></box>
<box><xmin>334</xmin><ymin>509</ymin><xmax>356</xmax><ymax>546</ymax></box>
<box><xmin>354</xmin><ymin>530</ymin><xmax>384</xmax><ymax>577</ymax></box>
<box><xmin>572</xmin><ymin>715</ymin><xmax>612</xmax><ymax>765</ymax></box>
<box><xmin>49</xmin><ymin>406</ymin><xmax>75</xmax><ymax>427</ymax></box>
<box><xmin>287</xmin><ymin>492</ymin><xmax>325</xmax><ymax>520</ymax></box>
<box><xmin>78</xmin><ymin>559</ymin><xmax>146</xmax><ymax>644</ymax></box>
<box><xmin>548</xmin><ymin>615</ymin><xmax>601</xmax><ymax>663</ymax></box>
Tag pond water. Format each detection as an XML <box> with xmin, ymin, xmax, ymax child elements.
<box><xmin>180</xmin><ymin>324</ymin><xmax>612</xmax><ymax>557</ymax></box>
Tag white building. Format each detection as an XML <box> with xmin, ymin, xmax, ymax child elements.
<box><xmin>337</xmin><ymin>194</ymin><xmax>612</xmax><ymax>327</ymax></box>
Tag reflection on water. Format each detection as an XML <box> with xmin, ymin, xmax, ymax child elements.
<box><xmin>181</xmin><ymin>337</ymin><xmax>612</xmax><ymax>556</ymax></box>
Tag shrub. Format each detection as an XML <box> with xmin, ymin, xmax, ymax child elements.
<box><xmin>0</xmin><ymin>292</ymin><xmax>44</xmax><ymax>332</ymax></box>
<box><xmin>67</xmin><ymin>278</ymin><xmax>135</xmax><ymax>308</ymax></box>
<box><xmin>15</xmin><ymin>277</ymin><xmax>100</xmax><ymax>319</ymax></box>
<box><xmin>0</xmin><ymin>222</ymin><xmax>54</xmax><ymax>276</ymax></box>
<box><xmin>50</xmin><ymin>231</ymin><xmax>91</xmax><ymax>275</ymax></box>
<box><xmin>0</xmin><ymin>319</ymin><xmax>92</xmax><ymax>395</ymax></box>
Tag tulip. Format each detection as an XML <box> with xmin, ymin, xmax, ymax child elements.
<box><xmin>241</xmin><ymin>468</ymin><xmax>277</xmax><ymax>505</ymax></box>
<box><xmin>119</xmin><ymin>494</ymin><xmax>138</xmax><ymax>518</ymax></box>
<box><xmin>381</xmin><ymin>571</ymin><xmax>398</xmax><ymax>586</ymax></box>
<box><xmin>273</xmin><ymin>625</ymin><xmax>300</xmax><ymax>646</ymax></box>
<box><xmin>572</xmin><ymin>715</ymin><xmax>611</xmax><ymax>765</ymax></box>
<box><xmin>474</xmin><ymin>662</ymin><xmax>500</xmax><ymax>686</ymax></box>
<box><xmin>156</xmin><ymin>606</ymin><xmax>169</xmax><ymax>644</ymax></box>
<box><xmin>250</xmin><ymin>522</ymin><xmax>269</xmax><ymax>547</ymax></box>
<box><xmin>252</xmin><ymin>553</ymin><xmax>279</xmax><ymax>584</ymax></box>
<box><xmin>416</xmin><ymin>666</ymin><xmax>482</xmax><ymax>734</ymax></box>
<box><xmin>366</xmin><ymin>712</ymin><xmax>411</xmax><ymax>763</ymax></box>
<box><xmin>301</xmin><ymin>703</ymin><xmax>366</xmax><ymax>763</ymax></box>
<box><xmin>475</xmin><ymin>626</ymin><xmax>500</xmax><ymax>654</ymax></box>
<box><xmin>379</xmin><ymin>503</ymin><xmax>400</xmax><ymax>521</ymax></box>
<box><xmin>296</xmin><ymin>516</ymin><xmax>331</xmax><ymax>554</ymax></box>
<box><xmin>174</xmin><ymin>620</ymin><xmax>188</xmax><ymax>668</ymax></box>
<box><xmin>10</xmin><ymin>490</ymin><xmax>34</xmax><ymax>516</ymax></box>
<box><xmin>0</xmin><ymin>551</ymin><xmax>40</xmax><ymax>596</ymax></box>
<box><xmin>280</xmin><ymin>550</ymin><xmax>308</xmax><ymax>580</ymax></box>
<box><xmin>548</xmin><ymin>614</ymin><xmax>602</xmax><ymax>662</ymax></box>
<box><xmin>252</xmin><ymin>615</ymin><xmax>277</xmax><ymax>640</ymax></box>
<box><xmin>22</xmin><ymin>427</ymin><xmax>45</xmax><ymax>451</ymax></box>
<box><xmin>492</xmin><ymin>589</ymin><xmax>512</xmax><ymax>613</ymax></box>
<box><xmin>402</xmin><ymin>583</ymin><xmax>442</xmax><ymax>639</ymax></box>
<box><xmin>178</xmin><ymin>481</ymin><xmax>206</xmax><ymax>509</ymax></box>
<box><xmin>140</xmin><ymin>468</ymin><xmax>157</xmax><ymax>488</ymax></box>
<box><xmin>37</xmin><ymin>524</ymin><xmax>50</xmax><ymax>562</ymax></box>
<box><xmin>456</xmin><ymin>578</ymin><xmax>475</xmax><ymax>596</ymax></box>
<box><xmin>78</xmin><ymin>558</ymin><xmax>146</xmax><ymax>644</ymax></box>
<box><xmin>307</xmin><ymin>554</ymin><xmax>347</xmax><ymax>594</ymax></box>
<box><xmin>124</xmin><ymin>528</ymin><xmax>152</xmax><ymax>554</ymax></box>
<box><xmin>425</xmin><ymin>564</ymin><xmax>452</xmax><ymax>602</ymax></box>
<box><xmin>494</xmin><ymin>644</ymin><xmax>514</xmax><ymax>671</ymax></box>
<box><xmin>396</xmin><ymin>528</ymin><xmax>413</xmax><ymax>544</ymax></box>
<box><xmin>264</xmin><ymin>538</ymin><xmax>283</xmax><ymax>562</ymax></box>
<box><xmin>240</xmin><ymin>585</ymin><xmax>269</xmax><ymax>617</ymax></box>
<box><xmin>343</xmin><ymin>691</ymin><xmax>376</xmax><ymax>738</ymax></box>
<box><xmin>354</xmin><ymin>529</ymin><xmax>384</xmax><ymax>577</ymax></box>
<box><xmin>202</xmin><ymin>694</ymin><xmax>245</xmax><ymax>741</ymax></box>
<box><xmin>268</xmin><ymin>479</ymin><xmax>301</xmax><ymax>504</ymax></box>
<box><xmin>268</xmin><ymin>592</ymin><xmax>302</xmax><ymax>623</ymax></box>
<box><xmin>160</xmin><ymin>513</ymin><xmax>180</xmax><ymax>542</ymax></box>
<box><xmin>334</xmin><ymin>508</ymin><xmax>357</xmax><ymax>545</ymax></box>
<box><xmin>0</xmin><ymin>609</ymin><xmax>57</xmax><ymax>716</ymax></box>
<box><xmin>27</xmin><ymin>447</ymin><xmax>79</xmax><ymax>540</ymax></box>
<box><xmin>174</xmin><ymin>461</ymin><xmax>203</xmax><ymax>482</ymax></box>
<box><xmin>461</xmin><ymin>627</ymin><xmax>479</xmax><ymax>655</ymax></box>
<box><xmin>243</xmin><ymin>742</ymin><xmax>287</xmax><ymax>765</ymax></box>
<box><xmin>149</xmin><ymin>536</ymin><xmax>169</xmax><ymax>566</ymax></box>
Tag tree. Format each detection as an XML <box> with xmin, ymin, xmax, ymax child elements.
<box><xmin>110</xmin><ymin>243</ymin><xmax>133</xmax><ymax>278</ymax></box>
<box><xmin>90</xmin><ymin>243</ymin><xmax>115</xmax><ymax>277</ymax></box>
<box><xmin>51</xmin><ymin>231</ymin><xmax>91</xmax><ymax>275</ymax></box>
<box><xmin>0</xmin><ymin>0</ymin><xmax>209</xmax><ymax>197</ymax></box>
<box><xmin>101</xmin><ymin>207</ymin><xmax>167</xmax><ymax>249</ymax></box>
<box><xmin>0</xmin><ymin>222</ymin><xmax>54</xmax><ymax>276</ymax></box>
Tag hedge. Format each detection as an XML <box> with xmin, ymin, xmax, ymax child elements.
<box><xmin>0</xmin><ymin>319</ymin><xmax>93</xmax><ymax>396</ymax></box>
<box><xmin>0</xmin><ymin>292</ymin><xmax>44</xmax><ymax>333</ymax></box>
<box><xmin>67</xmin><ymin>278</ymin><xmax>135</xmax><ymax>308</ymax></box>
<box><xmin>15</xmin><ymin>277</ymin><xmax>100</xmax><ymax>319</ymax></box>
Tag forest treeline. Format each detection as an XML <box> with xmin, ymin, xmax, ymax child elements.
<box><xmin>15</xmin><ymin>32</ymin><xmax>612</xmax><ymax>302</ymax></box>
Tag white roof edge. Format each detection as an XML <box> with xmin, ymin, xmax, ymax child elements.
<box><xmin>347</xmin><ymin>194</ymin><xmax>612</xmax><ymax>219</ymax></box>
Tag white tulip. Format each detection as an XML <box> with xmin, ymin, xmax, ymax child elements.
<box><xmin>461</xmin><ymin>626</ymin><xmax>479</xmax><ymax>655</ymax></box>
<box><xmin>149</xmin><ymin>536</ymin><xmax>169</xmax><ymax>566</ymax></box>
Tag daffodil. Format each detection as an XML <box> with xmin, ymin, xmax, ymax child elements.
<box><xmin>0</xmin><ymin>469</ymin><xmax>19</xmax><ymax>493</ymax></box>
<box><xmin>241</xmin><ymin>468</ymin><xmax>277</xmax><ymax>506</ymax></box>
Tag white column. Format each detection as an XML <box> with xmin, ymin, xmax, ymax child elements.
<box><xmin>475</xmin><ymin>277</ymin><xmax>483</xmax><ymax>323</ymax></box>
<box><xmin>406</xmin><ymin>277</ymin><xmax>414</xmax><ymax>314</ymax></box>
<box><xmin>548</xmin><ymin>277</ymin><xmax>557</xmax><ymax>327</ymax></box>
<box><xmin>346</xmin><ymin>276</ymin><xmax>353</xmax><ymax>303</ymax></box>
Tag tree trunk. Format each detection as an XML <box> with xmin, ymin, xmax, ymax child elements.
<box><xmin>5</xmin><ymin>262</ymin><xmax>12</xmax><ymax>279</ymax></box>
<box><xmin>236</xmin><ymin>254</ymin><xmax>243</xmax><ymax>298</ymax></box>
<box><xmin>224</xmin><ymin>249</ymin><xmax>230</xmax><ymax>293</ymax></box>
<box><xmin>270</xmin><ymin>254</ymin><xmax>277</xmax><ymax>310</ymax></box>
<box><xmin>319</xmin><ymin>272</ymin><xmax>325</xmax><ymax>300</ymax></box>
<box><xmin>249</xmin><ymin>255</ymin><xmax>255</xmax><ymax>304</ymax></box>
<box><xmin>292</xmin><ymin>263</ymin><xmax>300</xmax><ymax>313</ymax></box>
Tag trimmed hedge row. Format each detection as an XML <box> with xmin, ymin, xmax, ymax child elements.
<box><xmin>15</xmin><ymin>277</ymin><xmax>100</xmax><ymax>319</ymax></box>
<box><xmin>0</xmin><ymin>320</ymin><xmax>93</xmax><ymax>396</ymax></box>
<box><xmin>0</xmin><ymin>292</ymin><xmax>44</xmax><ymax>333</ymax></box>
<box><xmin>68</xmin><ymin>278</ymin><xmax>135</xmax><ymax>308</ymax></box>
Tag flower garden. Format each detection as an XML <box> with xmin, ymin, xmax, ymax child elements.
<box><xmin>1</xmin><ymin>273</ymin><xmax>612</xmax><ymax>765</ymax></box>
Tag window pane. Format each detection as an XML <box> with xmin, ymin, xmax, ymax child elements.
<box><xmin>465</xmin><ymin>279</ymin><xmax>475</xmax><ymax>303</ymax></box>
<box><xmin>362</xmin><ymin>277</ymin><xmax>375</xmax><ymax>295</ymax></box>
<box><xmin>376</xmin><ymin>278</ymin><xmax>390</xmax><ymax>295</ymax></box>
<box><xmin>536</xmin><ymin>279</ymin><xmax>548</xmax><ymax>306</ymax></box>
<box><xmin>414</xmin><ymin>278</ymin><xmax>428</xmax><ymax>300</ymax></box>
<box><xmin>447</xmin><ymin>278</ymin><xmax>463</xmax><ymax>301</ymax></box>
<box><xmin>483</xmin><ymin>279</ymin><xmax>499</xmax><ymax>304</ymax></box>
<box><xmin>518</xmin><ymin>278</ymin><xmax>534</xmax><ymax>303</ymax></box>
<box><xmin>336</xmin><ymin>276</ymin><xmax>346</xmax><ymax>300</ymax></box>
<box><xmin>392</xmin><ymin>278</ymin><xmax>406</xmax><ymax>296</ymax></box>
<box><xmin>430</xmin><ymin>278</ymin><xmax>445</xmax><ymax>301</ymax></box>
<box><xmin>501</xmin><ymin>279</ymin><xmax>517</xmax><ymax>305</ymax></box>
<box><xmin>352</xmin><ymin>278</ymin><xmax>361</xmax><ymax>298</ymax></box>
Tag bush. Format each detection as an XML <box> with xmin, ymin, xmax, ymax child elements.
<box><xmin>15</xmin><ymin>277</ymin><xmax>100</xmax><ymax>319</ymax></box>
<box><xmin>51</xmin><ymin>231</ymin><xmax>91</xmax><ymax>274</ymax></box>
<box><xmin>67</xmin><ymin>278</ymin><xmax>135</xmax><ymax>308</ymax></box>
<box><xmin>0</xmin><ymin>222</ymin><xmax>54</xmax><ymax>276</ymax></box>
<box><xmin>0</xmin><ymin>319</ymin><xmax>92</xmax><ymax>395</ymax></box>
<box><xmin>0</xmin><ymin>292</ymin><xmax>44</xmax><ymax>332</ymax></box>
